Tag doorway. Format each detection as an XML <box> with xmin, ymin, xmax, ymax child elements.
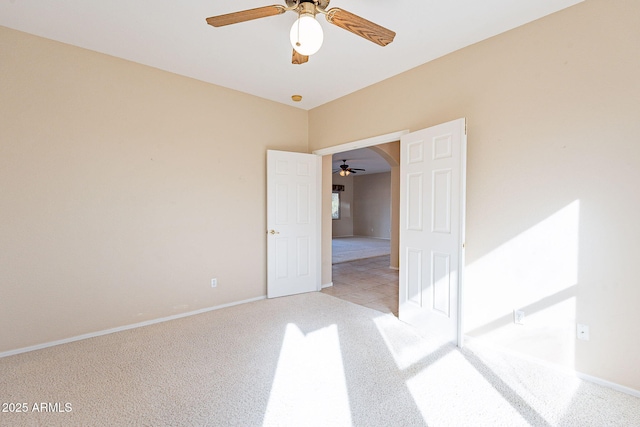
<box><xmin>314</xmin><ymin>131</ymin><xmax>406</xmax><ymax>316</ymax></box>
<box><xmin>325</xmin><ymin>146</ymin><xmax>399</xmax><ymax>315</ymax></box>
<box><xmin>313</xmin><ymin>120</ymin><xmax>467</xmax><ymax>346</ymax></box>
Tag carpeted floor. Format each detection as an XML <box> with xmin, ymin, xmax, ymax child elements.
<box><xmin>332</xmin><ymin>236</ymin><xmax>391</xmax><ymax>264</ymax></box>
<box><xmin>1</xmin><ymin>292</ymin><xmax>639</xmax><ymax>426</ymax></box>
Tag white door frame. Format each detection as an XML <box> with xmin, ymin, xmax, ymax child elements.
<box><xmin>313</xmin><ymin>131</ymin><xmax>411</xmax><ymax>157</ymax></box>
<box><xmin>313</xmin><ymin>128</ymin><xmax>466</xmax><ymax>348</ymax></box>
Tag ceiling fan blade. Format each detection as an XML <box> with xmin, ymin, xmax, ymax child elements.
<box><xmin>292</xmin><ymin>49</ymin><xmax>309</xmax><ymax>65</ymax></box>
<box><xmin>325</xmin><ymin>8</ymin><xmax>395</xmax><ymax>47</ymax></box>
<box><xmin>350</xmin><ymin>168</ymin><xmax>366</xmax><ymax>171</ymax></box>
<box><xmin>206</xmin><ymin>5</ymin><xmax>286</xmax><ymax>27</ymax></box>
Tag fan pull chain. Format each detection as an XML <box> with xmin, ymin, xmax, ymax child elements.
<box><xmin>295</xmin><ymin>12</ymin><xmax>301</xmax><ymax>47</ymax></box>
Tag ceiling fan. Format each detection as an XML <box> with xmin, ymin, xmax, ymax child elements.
<box><xmin>334</xmin><ymin>160</ymin><xmax>365</xmax><ymax>176</ymax></box>
<box><xmin>206</xmin><ymin>0</ymin><xmax>396</xmax><ymax>65</ymax></box>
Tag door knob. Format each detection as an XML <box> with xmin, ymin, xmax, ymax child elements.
<box><xmin>268</xmin><ymin>229</ymin><xmax>280</xmax><ymax>235</ymax></box>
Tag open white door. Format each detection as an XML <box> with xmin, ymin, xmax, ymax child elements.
<box><xmin>399</xmin><ymin>119</ymin><xmax>467</xmax><ymax>346</ymax></box>
<box><xmin>267</xmin><ymin>150</ymin><xmax>321</xmax><ymax>298</ymax></box>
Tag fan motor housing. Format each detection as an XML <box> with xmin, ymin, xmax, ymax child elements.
<box><xmin>286</xmin><ymin>0</ymin><xmax>330</xmax><ymax>10</ymax></box>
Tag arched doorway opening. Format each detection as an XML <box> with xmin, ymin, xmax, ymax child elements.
<box><xmin>322</xmin><ymin>141</ymin><xmax>401</xmax><ymax>315</ymax></box>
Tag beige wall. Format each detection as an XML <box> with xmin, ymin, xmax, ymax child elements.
<box><xmin>353</xmin><ymin>173</ymin><xmax>391</xmax><ymax>239</ymax></box>
<box><xmin>309</xmin><ymin>0</ymin><xmax>640</xmax><ymax>390</ymax></box>
<box><xmin>370</xmin><ymin>143</ymin><xmax>400</xmax><ymax>269</ymax></box>
<box><xmin>331</xmin><ymin>174</ymin><xmax>354</xmax><ymax>237</ymax></box>
<box><xmin>0</xmin><ymin>27</ymin><xmax>308</xmax><ymax>352</ymax></box>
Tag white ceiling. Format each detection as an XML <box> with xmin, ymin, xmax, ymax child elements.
<box><xmin>332</xmin><ymin>147</ymin><xmax>391</xmax><ymax>176</ymax></box>
<box><xmin>0</xmin><ymin>0</ymin><xmax>582</xmax><ymax>110</ymax></box>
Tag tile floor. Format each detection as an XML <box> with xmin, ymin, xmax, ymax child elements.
<box><xmin>321</xmin><ymin>255</ymin><xmax>399</xmax><ymax>316</ymax></box>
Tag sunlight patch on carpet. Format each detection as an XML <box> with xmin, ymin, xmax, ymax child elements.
<box><xmin>373</xmin><ymin>314</ymin><xmax>443</xmax><ymax>370</ymax></box>
<box><xmin>406</xmin><ymin>350</ymin><xmax>535</xmax><ymax>426</ymax></box>
<box><xmin>263</xmin><ymin>323</ymin><xmax>352</xmax><ymax>427</ymax></box>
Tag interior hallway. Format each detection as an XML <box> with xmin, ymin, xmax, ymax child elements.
<box><xmin>322</xmin><ymin>255</ymin><xmax>399</xmax><ymax>317</ymax></box>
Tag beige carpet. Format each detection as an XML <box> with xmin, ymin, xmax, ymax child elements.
<box><xmin>1</xmin><ymin>292</ymin><xmax>639</xmax><ymax>426</ymax></box>
<box><xmin>332</xmin><ymin>236</ymin><xmax>391</xmax><ymax>264</ymax></box>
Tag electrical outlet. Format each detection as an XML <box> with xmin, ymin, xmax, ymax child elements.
<box><xmin>577</xmin><ymin>324</ymin><xmax>590</xmax><ymax>341</ymax></box>
<box><xmin>211</xmin><ymin>278</ymin><xmax>217</xmax><ymax>288</ymax></box>
<box><xmin>514</xmin><ymin>310</ymin><xmax>525</xmax><ymax>325</ymax></box>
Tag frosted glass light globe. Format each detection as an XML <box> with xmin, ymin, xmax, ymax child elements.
<box><xmin>290</xmin><ymin>15</ymin><xmax>323</xmax><ymax>56</ymax></box>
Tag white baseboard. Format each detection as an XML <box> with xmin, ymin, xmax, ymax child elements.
<box><xmin>0</xmin><ymin>295</ymin><xmax>267</xmax><ymax>359</ymax></box>
<box><xmin>463</xmin><ymin>336</ymin><xmax>640</xmax><ymax>398</ymax></box>
<box><xmin>321</xmin><ymin>282</ymin><xmax>333</xmax><ymax>289</ymax></box>
<box><xmin>332</xmin><ymin>235</ymin><xmax>391</xmax><ymax>241</ymax></box>
<box><xmin>352</xmin><ymin>235</ymin><xmax>391</xmax><ymax>240</ymax></box>
<box><xmin>575</xmin><ymin>371</ymin><xmax>640</xmax><ymax>398</ymax></box>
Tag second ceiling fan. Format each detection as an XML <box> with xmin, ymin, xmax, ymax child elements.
<box><xmin>334</xmin><ymin>160</ymin><xmax>365</xmax><ymax>176</ymax></box>
<box><xmin>206</xmin><ymin>0</ymin><xmax>396</xmax><ymax>65</ymax></box>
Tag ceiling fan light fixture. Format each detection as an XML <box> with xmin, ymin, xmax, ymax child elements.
<box><xmin>339</xmin><ymin>169</ymin><xmax>349</xmax><ymax>177</ymax></box>
<box><xmin>290</xmin><ymin>14</ymin><xmax>323</xmax><ymax>56</ymax></box>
